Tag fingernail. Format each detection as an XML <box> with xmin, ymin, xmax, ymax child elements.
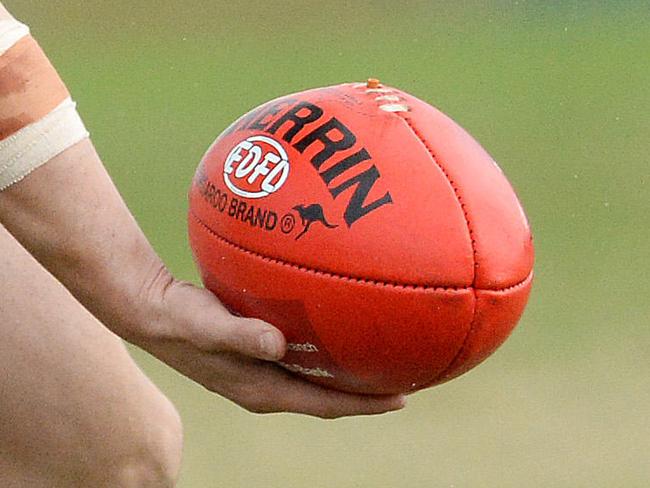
<box><xmin>260</xmin><ymin>331</ymin><xmax>282</xmax><ymax>359</ymax></box>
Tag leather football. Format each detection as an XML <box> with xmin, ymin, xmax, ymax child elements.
<box><xmin>188</xmin><ymin>81</ymin><xmax>534</xmax><ymax>394</ymax></box>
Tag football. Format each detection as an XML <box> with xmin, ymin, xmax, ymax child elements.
<box><xmin>188</xmin><ymin>80</ymin><xmax>534</xmax><ymax>394</ymax></box>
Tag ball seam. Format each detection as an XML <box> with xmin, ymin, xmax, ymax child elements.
<box><xmin>393</xmin><ymin>111</ymin><xmax>480</xmax><ymax>384</ymax></box>
<box><xmin>190</xmin><ymin>211</ymin><xmax>531</xmax><ymax>293</ymax></box>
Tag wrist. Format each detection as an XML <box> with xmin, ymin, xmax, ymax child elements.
<box><xmin>100</xmin><ymin>259</ymin><xmax>181</xmax><ymax>348</ymax></box>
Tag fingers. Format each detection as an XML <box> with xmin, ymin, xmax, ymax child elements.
<box><xmin>157</xmin><ymin>281</ymin><xmax>407</xmax><ymax>419</ymax></box>
<box><xmin>259</xmin><ymin>376</ymin><xmax>407</xmax><ymax>419</ymax></box>
<box><xmin>252</xmin><ymin>365</ymin><xmax>406</xmax><ymax>418</ymax></box>
<box><xmin>203</xmin><ymin>354</ymin><xmax>406</xmax><ymax>419</ymax></box>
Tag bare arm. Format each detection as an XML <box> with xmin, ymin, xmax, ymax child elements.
<box><xmin>0</xmin><ymin>139</ymin><xmax>405</xmax><ymax>418</ymax></box>
<box><xmin>0</xmin><ymin>6</ymin><xmax>404</xmax><ymax>418</ymax></box>
<box><xmin>0</xmin><ymin>216</ymin><xmax>183</xmax><ymax>487</ymax></box>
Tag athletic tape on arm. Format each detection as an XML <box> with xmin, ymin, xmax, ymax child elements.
<box><xmin>0</xmin><ymin>18</ymin><xmax>89</xmax><ymax>191</ymax></box>
<box><xmin>0</xmin><ymin>18</ymin><xmax>29</xmax><ymax>54</ymax></box>
<box><xmin>0</xmin><ymin>98</ymin><xmax>89</xmax><ymax>190</ymax></box>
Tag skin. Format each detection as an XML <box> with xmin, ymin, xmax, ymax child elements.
<box><xmin>0</xmin><ymin>2</ymin><xmax>404</xmax><ymax>485</ymax></box>
<box><xmin>0</xmin><ymin>221</ymin><xmax>183</xmax><ymax>487</ymax></box>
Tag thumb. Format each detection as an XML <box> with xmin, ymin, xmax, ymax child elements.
<box><xmin>211</xmin><ymin>315</ymin><xmax>287</xmax><ymax>361</ymax></box>
<box><xmin>162</xmin><ymin>280</ymin><xmax>286</xmax><ymax>360</ymax></box>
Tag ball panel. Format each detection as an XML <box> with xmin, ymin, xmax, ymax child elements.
<box><xmin>434</xmin><ymin>271</ymin><xmax>534</xmax><ymax>385</ymax></box>
<box><xmin>189</xmin><ymin>84</ymin><xmax>475</xmax><ymax>288</ymax></box>
<box><xmin>189</xmin><ymin>212</ymin><xmax>476</xmax><ymax>394</ymax></box>
<box><xmin>394</xmin><ymin>89</ymin><xmax>534</xmax><ymax>289</ymax></box>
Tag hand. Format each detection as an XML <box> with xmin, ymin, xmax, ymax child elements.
<box><xmin>136</xmin><ymin>269</ymin><xmax>406</xmax><ymax>419</ymax></box>
<box><xmin>0</xmin><ymin>140</ymin><xmax>404</xmax><ymax>419</ymax></box>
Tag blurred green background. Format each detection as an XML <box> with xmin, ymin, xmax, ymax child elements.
<box><xmin>8</xmin><ymin>1</ymin><xmax>649</xmax><ymax>486</ymax></box>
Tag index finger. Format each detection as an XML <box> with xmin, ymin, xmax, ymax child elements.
<box><xmin>220</xmin><ymin>356</ymin><xmax>407</xmax><ymax>419</ymax></box>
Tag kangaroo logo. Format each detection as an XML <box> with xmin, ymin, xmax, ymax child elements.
<box><xmin>293</xmin><ymin>203</ymin><xmax>338</xmax><ymax>240</ymax></box>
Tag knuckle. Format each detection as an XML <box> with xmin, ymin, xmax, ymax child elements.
<box><xmin>317</xmin><ymin>408</ymin><xmax>344</xmax><ymax>420</ymax></box>
<box><xmin>242</xmin><ymin>397</ymin><xmax>276</xmax><ymax>415</ymax></box>
<box><xmin>246</xmin><ymin>404</ymin><xmax>271</xmax><ymax>415</ymax></box>
<box><xmin>242</xmin><ymin>385</ymin><xmax>284</xmax><ymax>415</ymax></box>
<box><xmin>224</xmin><ymin>382</ymin><xmax>280</xmax><ymax>415</ymax></box>
<box><xmin>137</xmin><ymin>262</ymin><xmax>175</xmax><ymax>310</ymax></box>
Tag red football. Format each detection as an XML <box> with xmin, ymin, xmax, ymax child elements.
<box><xmin>188</xmin><ymin>80</ymin><xmax>534</xmax><ymax>395</ymax></box>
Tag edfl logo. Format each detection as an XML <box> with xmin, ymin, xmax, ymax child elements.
<box><xmin>223</xmin><ymin>135</ymin><xmax>290</xmax><ymax>199</ymax></box>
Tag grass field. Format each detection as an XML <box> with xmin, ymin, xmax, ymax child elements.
<box><xmin>8</xmin><ymin>1</ymin><xmax>649</xmax><ymax>486</ymax></box>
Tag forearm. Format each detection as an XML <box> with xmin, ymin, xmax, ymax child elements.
<box><xmin>0</xmin><ymin>4</ymin><xmax>170</xmax><ymax>342</ymax></box>
<box><xmin>0</xmin><ymin>4</ymin><xmax>163</xmax><ymax>337</ymax></box>
<box><xmin>0</xmin><ymin>3</ymin><xmax>405</xmax><ymax>419</ymax></box>
<box><xmin>0</xmin><ymin>139</ymin><xmax>172</xmax><ymax>343</ymax></box>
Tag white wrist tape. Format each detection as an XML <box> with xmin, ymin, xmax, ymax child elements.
<box><xmin>0</xmin><ymin>18</ymin><xmax>89</xmax><ymax>191</ymax></box>
<box><xmin>0</xmin><ymin>18</ymin><xmax>29</xmax><ymax>55</ymax></box>
<box><xmin>0</xmin><ymin>98</ymin><xmax>89</xmax><ymax>191</ymax></box>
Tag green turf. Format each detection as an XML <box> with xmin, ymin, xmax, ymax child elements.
<box><xmin>7</xmin><ymin>1</ymin><xmax>649</xmax><ymax>486</ymax></box>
